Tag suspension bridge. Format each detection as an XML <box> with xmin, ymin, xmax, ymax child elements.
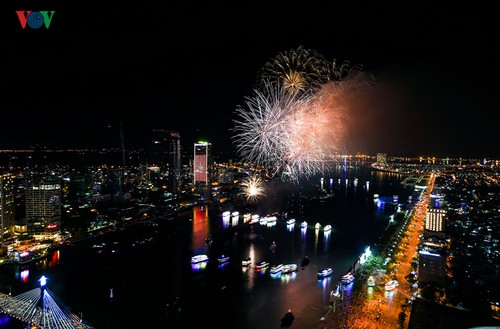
<box><xmin>0</xmin><ymin>277</ymin><xmax>94</xmax><ymax>329</ymax></box>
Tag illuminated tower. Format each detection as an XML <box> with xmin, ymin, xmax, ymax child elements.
<box><xmin>25</xmin><ymin>174</ymin><xmax>61</xmax><ymax>238</ymax></box>
<box><xmin>149</xmin><ymin>130</ymin><xmax>182</xmax><ymax>195</ymax></box>
<box><xmin>0</xmin><ymin>173</ymin><xmax>15</xmax><ymax>250</ymax></box>
<box><xmin>193</xmin><ymin>141</ymin><xmax>212</xmax><ymax>200</ymax></box>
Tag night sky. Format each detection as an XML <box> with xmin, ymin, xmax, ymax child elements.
<box><xmin>2</xmin><ymin>2</ymin><xmax>498</xmax><ymax>158</ymax></box>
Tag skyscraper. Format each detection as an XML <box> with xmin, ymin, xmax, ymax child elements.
<box><xmin>0</xmin><ymin>173</ymin><xmax>15</xmax><ymax>251</ymax></box>
<box><xmin>193</xmin><ymin>141</ymin><xmax>212</xmax><ymax>200</ymax></box>
<box><xmin>24</xmin><ymin>174</ymin><xmax>61</xmax><ymax>238</ymax></box>
<box><xmin>149</xmin><ymin>130</ymin><xmax>182</xmax><ymax>195</ymax></box>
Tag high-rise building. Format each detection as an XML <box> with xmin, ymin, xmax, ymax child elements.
<box><xmin>193</xmin><ymin>141</ymin><xmax>212</xmax><ymax>200</ymax></box>
<box><xmin>376</xmin><ymin>153</ymin><xmax>388</xmax><ymax>166</ymax></box>
<box><xmin>24</xmin><ymin>174</ymin><xmax>61</xmax><ymax>237</ymax></box>
<box><xmin>149</xmin><ymin>130</ymin><xmax>182</xmax><ymax>195</ymax></box>
<box><xmin>418</xmin><ymin>249</ymin><xmax>446</xmax><ymax>287</ymax></box>
<box><xmin>425</xmin><ymin>208</ymin><xmax>446</xmax><ymax>233</ymax></box>
<box><xmin>0</xmin><ymin>173</ymin><xmax>15</xmax><ymax>248</ymax></box>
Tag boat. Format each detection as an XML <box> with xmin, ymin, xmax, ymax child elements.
<box><xmin>286</xmin><ymin>218</ymin><xmax>296</xmax><ymax>225</ymax></box>
<box><xmin>341</xmin><ymin>272</ymin><xmax>354</xmax><ymax>284</ymax></box>
<box><xmin>315</xmin><ymin>222</ymin><xmax>321</xmax><ymax>230</ymax></box>
<box><xmin>300</xmin><ymin>256</ymin><xmax>310</xmax><ymax>267</ymax></box>
<box><xmin>317</xmin><ymin>267</ymin><xmax>333</xmax><ymax>278</ymax></box>
<box><xmin>217</xmin><ymin>255</ymin><xmax>230</xmax><ymax>263</ymax></box>
<box><xmin>255</xmin><ymin>261</ymin><xmax>269</xmax><ymax>270</ymax></box>
<box><xmin>242</xmin><ymin>257</ymin><xmax>252</xmax><ymax>266</ymax></box>
<box><xmin>282</xmin><ymin>263</ymin><xmax>298</xmax><ymax>274</ymax></box>
<box><xmin>319</xmin><ymin>192</ymin><xmax>334</xmax><ymax>201</ymax></box>
<box><xmin>323</xmin><ymin>224</ymin><xmax>332</xmax><ymax>232</ymax></box>
<box><xmin>191</xmin><ymin>254</ymin><xmax>209</xmax><ymax>264</ymax></box>
<box><xmin>281</xmin><ymin>310</ymin><xmax>294</xmax><ymax>327</ymax></box>
<box><xmin>301</xmin><ymin>221</ymin><xmax>308</xmax><ymax>228</ymax></box>
<box><xmin>270</xmin><ymin>264</ymin><xmax>284</xmax><ymax>274</ymax></box>
<box><xmin>269</xmin><ymin>241</ymin><xmax>277</xmax><ymax>251</ymax></box>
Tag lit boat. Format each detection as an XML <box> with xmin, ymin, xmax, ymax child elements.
<box><xmin>323</xmin><ymin>224</ymin><xmax>332</xmax><ymax>232</ymax></box>
<box><xmin>341</xmin><ymin>272</ymin><xmax>354</xmax><ymax>284</ymax></box>
<box><xmin>255</xmin><ymin>261</ymin><xmax>270</xmax><ymax>270</ymax></box>
<box><xmin>286</xmin><ymin>218</ymin><xmax>296</xmax><ymax>225</ymax></box>
<box><xmin>270</xmin><ymin>264</ymin><xmax>284</xmax><ymax>274</ymax></box>
<box><xmin>217</xmin><ymin>255</ymin><xmax>230</xmax><ymax>263</ymax></box>
<box><xmin>373</xmin><ymin>193</ymin><xmax>379</xmax><ymax>199</ymax></box>
<box><xmin>317</xmin><ymin>267</ymin><xmax>333</xmax><ymax>278</ymax></box>
<box><xmin>282</xmin><ymin>263</ymin><xmax>298</xmax><ymax>274</ymax></box>
<box><xmin>242</xmin><ymin>257</ymin><xmax>252</xmax><ymax>266</ymax></box>
<box><xmin>301</xmin><ymin>221</ymin><xmax>308</xmax><ymax>228</ymax></box>
<box><xmin>191</xmin><ymin>254</ymin><xmax>209</xmax><ymax>263</ymax></box>
<box><xmin>315</xmin><ymin>222</ymin><xmax>321</xmax><ymax>230</ymax></box>
<box><xmin>384</xmin><ymin>280</ymin><xmax>399</xmax><ymax>291</ymax></box>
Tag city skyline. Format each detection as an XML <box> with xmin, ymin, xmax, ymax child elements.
<box><xmin>2</xmin><ymin>2</ymin><xmax>498</xmax><ymax>159</ymax></box>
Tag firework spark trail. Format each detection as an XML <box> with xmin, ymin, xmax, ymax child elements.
<box><xmin>233</xmin><ymin>47</ymin><xmax>375</xmax><ymax>182</ymax></box>
<box><xmin>232</xmin><ymin>82</ymin><xmax>312</xmax><ymax>176</ymax></box>
<box><xmin>240</xmin><ymin>175</ymin><xmax>266</xmax><ymax>203</ymax></box>
<box><xmin>257</xmin><ymin>45</ymin><xmax>331</xmax><ymax>95</ymax></box>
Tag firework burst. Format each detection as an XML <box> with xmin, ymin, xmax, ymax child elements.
<box><xmin>231</xmin><ymin>82</ymin><xmax>312</xmax><ymax>175</ymax></box>
<box><xmin>256</xmin><ymin>45</ymin><xmax>331</xmax><ymax>95</ymax></box>
<box><xmin>233</xmin><ymin>47</ymin><xmax>374</xmax><ymax>183</ymax></box>
<box><xmin>240</xmin><ymin>175</ymin><xmax>266</xmax><ymax>203</ymax></box>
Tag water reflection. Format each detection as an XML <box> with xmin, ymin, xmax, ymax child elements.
<box><xmin>192</xmin><ymin>205</ymin><xmax>210</xmax><ymax>255</ymax></box>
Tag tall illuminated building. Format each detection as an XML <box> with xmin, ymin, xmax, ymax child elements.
<box><xmin>0</xmin><ymin>173</ymin><xmax>15</xmax><ymax>250</ymax></box>
<box><xmin>376</xmin><ymin>153</ymin><xmax>387</xmax><ymax>166</ymax></box>
<box><xmin>25</xmin><ymin>174</ymin><xmax>61</xmax><ymax>238</ymax></box>
<box><xmin>193</xmin><ymin>141</ymin><xmax>212</xmax><ymax>200</ymax></box>
<box><xmin>149</xmin><ymin>129</ymin><xmax>182</xmax><ymax>195</ymax></box>
<box><xmin>425</xmin><ymin>208</ymin><xmax>446</xmax><ymax>233</ymax></box>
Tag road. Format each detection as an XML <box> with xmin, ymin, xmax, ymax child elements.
<box><xmin>315</xmin><ymin>174</ymin><xmax>435</xmax><ymax>329</ymax></box>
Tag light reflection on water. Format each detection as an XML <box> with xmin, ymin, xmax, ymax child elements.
<box><xmin>1</xmin><ymin>167</ymin><xmax>411</xmax><ymax>329</ymax></box>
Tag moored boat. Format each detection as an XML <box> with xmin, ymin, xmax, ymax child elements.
<box><xmin>341</xmin><ymin>272</ymin><xmax>354</xmax><ymax>284</ymax></box>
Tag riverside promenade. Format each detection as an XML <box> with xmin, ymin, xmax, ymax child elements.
<box><xmin>313</xmin><ymin>175</ymin><xmax>433</xmax><ymax>329</ymax></box>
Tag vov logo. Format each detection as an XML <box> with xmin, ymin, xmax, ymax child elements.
<box><xmin>16</xmin><ymin>11</ymin><xmax>55</xmax><ymax>29</ymax></box>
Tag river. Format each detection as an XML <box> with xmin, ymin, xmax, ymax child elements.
<box><xmin>0</xmin><ymin>166</ymin><xmax>412</xmax><ymax>329</ymax></box>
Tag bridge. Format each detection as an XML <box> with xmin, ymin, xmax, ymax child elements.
<box><xmin>0</xmin><ymin>287</ymin><xmax>94</xmax><ymax>329</ymax></box>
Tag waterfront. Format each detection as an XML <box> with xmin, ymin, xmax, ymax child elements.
<box><xmin>0</xmin><ymin>166</ymin><xmax>412</xmax><ymax>328</ymax></box>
